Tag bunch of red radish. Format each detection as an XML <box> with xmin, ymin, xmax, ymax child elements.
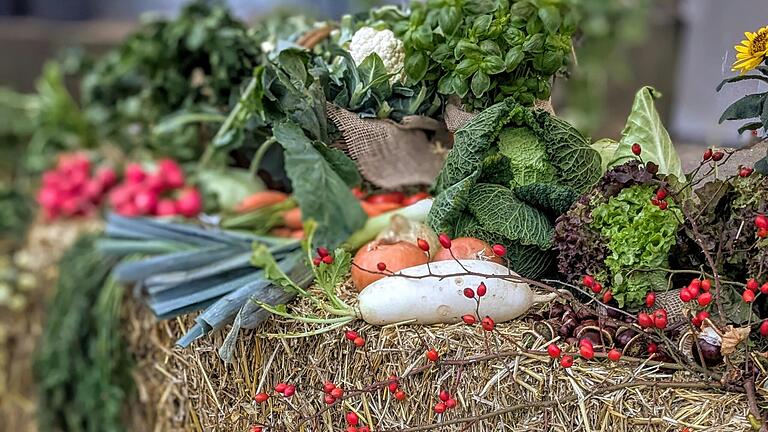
<box><xmin>108</xmin><ymin>159</ymin><xmax>202</xmax><ymax>218</ymax></box>
<box><xmin>37</xmin><ymin>152</ymin><xmax>118</xmax><ymax>220</ymax></box>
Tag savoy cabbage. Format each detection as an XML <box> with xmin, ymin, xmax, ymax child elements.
<box><xmin>427</xmin><ymin>99</ymin><xmax>602</xmax><ymax>278</ymax></box>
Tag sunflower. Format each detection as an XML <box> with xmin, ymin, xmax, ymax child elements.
<box><xmin>733</xmin><ymin>26</ymin><xmax>768</xmax><ymax>74</ymax></box>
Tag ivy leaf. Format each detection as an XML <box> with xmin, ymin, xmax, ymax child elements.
<box><xmin>538</xmin><ymin>6</ymin><xmax>561</xmax><ymax>33</ymax></box>
<box><xmin>273</xmin><ymin>121</ymin><xmax>366</xmax><ymax>248</ymax></box>
<box><xmin>471</xmin><ymin>71</ymin><xmax>491</xmax><ymax>97</ymax></box>
<box><xmin>719</xmin><ymin>93</ymin><xmax>766</xmax><ymax>123</ymax></box>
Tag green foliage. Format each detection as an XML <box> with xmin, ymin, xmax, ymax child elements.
<box><xmin>595</xmin><ymin>86</ymin><xmax>684</xmax><ymax>180</ymax></box>
<box><xmin>428</xmin><ymin>99</ymin><xmax>601</xmax><ymax>278</ymax></box>
<box><xmin>366</xmin><ymin>0</ymin><xmax>576</xmax><ymax>111</ymax></box>
<box><xmin>718</xmin><ymin>65</ymin><xmax>768</xmax><ymax>135</ymax></box>
<box><xmin>590</xmin><ymin>185</ymin><xmax>681</xmax><ymax>308</ymax></box>
<box><xmin>34</xmin><ymin>236</ymin><xmax>132</xmax><ymax>432</ymax></box>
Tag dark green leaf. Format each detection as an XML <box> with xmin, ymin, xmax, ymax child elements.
<box><xmin>454</xmin><ymin>40</ymin><xmax>482</xmax><ymax>59</ymax></box>
<box><xmin>438</xmin><ymin>6</ymin><xmax>462</xmax><ymax>35</ymax></box>
<box><xmin>471</xmin><ymin>71</ymin><xmax>491</xmax><ymax>97</ymax></box>
<box><xmin>453</xmin><ymin>76</ymin><xmax>470</xmax><ymax>98</ymax></box>
<box><xmin>412</xmin><ymin>24</ymin><xmax>434</xmax><ymax>50</ymax></box>
<box><xmin>472</xmin><ymin>15</ymin><xmax>493</xmax><ymax>36</ymax></box>
<box><xmin>482</xmin><ymin>55</ymin><xmax>506</xmax><ymax>75</ymax></box>
<box><xmin>405</xmin><ymin>51</ymin><xmax>429</xmax><ymax>82</ymax></box>
<box><xmin>538</xmin><ymin>6</ymin><xmax>561</xmax><ymax>33</ymax></box>
<box><xmin>737</xmin><ymin>122</ymin><xmax>764</xmax><ymax>134</ymax></box>
<box><xmin>464</xmin><ymin>0</ymin><xmax>498</xmax><ymax>15</ymax></box>
<box><xmin>504</xmin><ymin>46</ymin><xmax>525</xmax><ymax>71</ymax></box>
<box><xmin>426</xmin><ymin>171</ymin><xmax>480</xmax><ymax>237</ymax></box>
<box><xmin>719</xmin><ymin>93</ymin><xmax>766</xmax><ymax>123</ymax></box>
<box><xmin>313</xmin><ymin>144</ymin><xmax>361</xmax><ymax>188</ymax></box>
<box><xmin>479</xmin><ymin>40</ymin><xmax>502</xmax><ymax>57</ymax></box>
<box><xmin>523</xmin><ymin>34</ymin><xmax>545</xmax><ymax>53</ymax></box>
<box><xmin>716</xmin><ymin>74</ymin><xmax>768</xmax><ymax>91</ymax></box>
<box><xmin>455</xmin><ymin>58</ymin><xmax>480</xmax><ymax>77</ymax></box>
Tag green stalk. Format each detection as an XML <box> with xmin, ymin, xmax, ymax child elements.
<box><xmin>249</xmin><ymin>137</ymin><xmax>276</xmax><ymax>176</ymax></box>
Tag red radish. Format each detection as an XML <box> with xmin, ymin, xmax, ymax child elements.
<box><xmin>351</xmin><ymin>240</ymin><xmax>429</xmax><ymax>291</ymax></box>
<box><xmin>125</xmin><ymin>163</ymin><xmax>146</xmax><ymax>184</ymax></box>
<box><xmin>402</xmin><ymin>192</ymin><xmax>430</xmax><ymax>205</ymax></box>
<box><xmin>650</xmin><ymin>197</ymin><xmax>660</xmax><ymax>206</ymax></box>
<box><xmin>118</xmin><ymin>201</ymin><xmax>140</xmax><ymax>217</ymax></box>
<box><xmin>607</xmin><ymin>349</ymin><xmax>621</xmax><ymax>362</ymax></box>
<box><xmin>758</xmin><ymin>228</ymin><xmax>768</xmax><ymax>238</ymax></box>
<box><xmin>331</xmin><ymin>387</ymin><xmax>344</xmax><ymax>398</ymax></box>
<box><xmin>560</xmin><ymin>355</ymin><xmax>574</xmax><ymax>368</ymax></box>
<box><xmin>156</xmin><ymin>199</ymin><xmax>178</xmax><ymax>216</ymax></box>
<box><xmin>432</xmin><ymin>237</ymin><xmax>503</xmax><ymax>264</ymax></box>
<box><xmin>254</xmin><ymin>393</ymin><xmax>269</xmax><ymax>403</ymax></box>
<box><xmin>438</xmin><ymin>233</ymin><xmax>452</xmax><ymax>249</ymax></box>
<box><xmin>645</xmin><ymin>292</ymin><xmax>656</xmax><ymax>308</ymax></box>
<box><xmin>463</xmin><ymin>288</ymin><xmax>475</xmax><ymax>298</ymax></box>
<box><xmin>145</xmin><ymin>173</ymin><xmax>166</xmax><ymax>192</ymax></box>
<box><xmin>353</xmin><ymin>337</ymin><xmax>365</xmax><ymax>347</ymax></box>
<box><xmin>177</xmin><ymin>188</ymin><xmax>202</xmax><ymax>217</ymax></box>
<box><xmin>547</xmin><ymin>344</ymin><xmax>561</xmax><ymax>358</ymax></box>
<box><xmin>316</xmin><ymin>247</ymin><xmax>329</xmax><ymax>257</ymax></box>
<box><xmin>637</xmin><ymin>312</ymin><xmax>653</xmax><ymax>328</ymax></box>
<box><xmin>743</xmin><ymin>289</ymin><xmax>756</xmax><ymax>302</ymax></box>
<box><xmin>477</xmin><ymin>282</ymin><xmax>487</xmax><ymax>297</ymax></box>
<box><xmin>134</xmin><ymin>190</ymin><xmax>158</xmax><ymax>214</ymax></box>
<box><xmin>481</xmin><ymin>316</ymin><xmax>495</xmax><ymax>331</ymax></box>
<box><xmin>462</xmin><ymin>314</ymin><xmax>476</xmax><ymax>325</ymax></box>
<box><xmin>426</xmin><ymin>349</ymin><xmax>439</xmax><ymax>362</ymax></box>
<box><xmin>366</xmin><ymin>192</ymin><xmax>405</xmax><ymax>204</ymax></box>
<box><xmin>159</xmin><ymin>159</ymin><xmax>185</xmax><ymax>188</ymax></box>
<box><xmin>434</xmin><ymin>402</ymin><xmax>447</xmax><ymax>414</ymax></box>
<box><xmin>346</xmin><ymin>412</ymin><xmax>359</xmax><ymax>426</ymax></box>
<box><xmin>697</xmin><ymin>292</ymin><xmax>712</xmax><ymax>307</ymax></box>
<box><xmin>439</xmin><ymin>390</ymin><xmax>450</xmax><ymax>402</ymax></box>
<box><xmin>395</xmin><ymin>390</ymin><xmax>407</xmax><ymax>401</ymax></box>
<box><xmin>582</xmin><ymin>275</ymin><xmax>595</xmax><ymax>287</ymax></box>
<box><xmin>761</xmin><ymin>320</ymin><xmax>768</xmax><ymax>337</ymax></box>
<box><xmin>95</xmin><ymin>167</ymin><xmax>117</xmax><ymax>188</ymax></box>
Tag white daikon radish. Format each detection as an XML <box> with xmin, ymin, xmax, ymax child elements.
<box><xmin>356</xmin><ymin>260</ymin><xmax>556</xmax><ymax>325</ymax></box>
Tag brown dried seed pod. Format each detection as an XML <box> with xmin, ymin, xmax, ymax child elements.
<box><xmin>548</xmin><ymin>303</ymin><xmax>565</xmax><ymax>319</ymax></box>
<box><xmin>622</xmin><ymin>333</ymin><xmax>647</xmax><ymax>357</ymax></box>
<box><xmin>575</xmin><ymin>308</ymin><xmax>596</xmax><ymax>321</ymax></box>
<box><xmin>559</xmin><ymin>317</ymin><xmax>578</xmax><ymax>338</ymax></box>
<box><xmin>576</xmin><ymin>326</ymin><xmax>613</xmax><ymax>347</ymax></box>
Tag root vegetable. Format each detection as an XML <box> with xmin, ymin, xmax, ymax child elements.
<box><xmin>356</xmin><ymin>260</ymin><xmax>555</xmax><ymax>325</ymax></box>
<box><xmin>351</xmin><ymin>240</ymin><xmax>428</xmax><ymax>291</ymax></box>
<box><xmin>282</xmin><ymin>207</ymin><xmax>303</xmax><ymax>229</ymax></box>
<box><xmin>235</xmin><ymin>190</ymin><xmax>288</xmax><ymax>213</ymax></box>
<box><xmin>376</xmin><ymin>214</ymin><xmax>439</xmax><ymax>256</ymax></box>
<box><xmin>361</xmin><ymin>201</ymin><xmax>402</xmax><ymax>217</ymax></box>
<box><xmin>432</xmin><ymin>237</ymin><xmax>503</xmax><ymax>264</ymax></box>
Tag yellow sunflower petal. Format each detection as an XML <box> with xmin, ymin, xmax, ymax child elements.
<box><xmin>747</xmin><ymin>31</ymin><xmax>756</xmax><ymax>41</ymax></box>
<box><xmin>735</xmin><ymin>45</ymin><xmax>750</xmax><ymax>53</ymax></box>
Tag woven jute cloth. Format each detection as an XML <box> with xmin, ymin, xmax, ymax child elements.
<box><xmin>444</xmin><ymin>96</ymin><xmax>556</xmax><ymax>133</ymax></box>
<box><xmin>326</xmin><ymin>103</ymin><xmax>451</xmax><ymax>188</ymax></box>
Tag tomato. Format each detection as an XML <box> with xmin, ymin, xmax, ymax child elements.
<box><xmin>402</xmin><ymin>192</ymin><xmax>431</xmax><ymax>206</ymax></box>
<box><xmin>366</xmin><ymin>192</ymin><xmax>405</xmax><ymax>204</ymax></box>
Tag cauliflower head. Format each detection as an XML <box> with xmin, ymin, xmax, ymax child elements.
<box><xmin>349</xmin><ymin>27</ymin><xmax>405</xmax><ymax>84</ymax></box>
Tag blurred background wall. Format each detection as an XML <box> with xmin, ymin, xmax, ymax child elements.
<box><xmin>0</xmin><ymin>0</ymin><xmax>767</xmax><ymax>146</ymax></box>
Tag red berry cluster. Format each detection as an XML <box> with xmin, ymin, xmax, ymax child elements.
<box><xmin>274</xmin><ymin>382</ymin><xmax>296</xmax><ymax>397</ymax></box>
<box><xmin>312</xmin><ymin>246</ymin><xmax>334</xmax><ymax>266</ymax></box>
<box><xmin>387</xmin><ymin>375</ymin><xmax>407</xmax><ymax>401</ymax></box>
<box><xmin>345</xmin><ymin>412</ymin><xmax>371</xmax><ymax>432</ymax></box>
<box><xmin>637</xmin><ymin>308</ymin><xmax>669</xmax><ymax>329</ymax></box>
<box><xmin>322</xmin><ymin>381</ymin><xmax>345</xmax><ymax>404</ymax></box>
<box><xmin>345</xmin><ymin>330</ymin><xmax>365</xmax><ymax>348</ymax></box>
<box><xmin>546</xmin><ymin>340</ymin><xmax>621</xmax><ymax>369</ymax></box>
<box><xmin>37</xmin><ymin>152</ymin><xmax>118</xmax><ymax>220</ymax></box>
<box><xmin>702</xmin><ymin>148</ymin><xmax>724</xmax><ymax>162</ymax></box>
<box><xmin>433</xmin><ymin>389</ymin><xmax>458</xmax><ymax>413</ymax></box>
<box><xmin>755</xmin><ymin>214</ymin><xmax>768</xmax><ymax>239</ymax></box>
<box><xmin>582</xmin><ymin>275</ymin><xmax>612</xmax><ymax>304</ymax></box>
<box><xmin>461</xmin><ymin>281</ymin><xmax>495</xmax><ymax>331</ymax></box>
<box><xmin>650</xmin><ymin>187</ymin><xmax>669</xmax><ymax>210</ymax></box>
<box><xmin>108</xmin><ymin>159</ymin><xmax>201</xmax><ymax>217</ymax></box>
<box><xmin>742</xmin><ymin>277</ymin><xmax>768</xmax><ymax>303</ymax></box>
<box><xmin>678</xmin><ymin>278</ymin><xmax>712</xmax><ymax>308</ymax></box>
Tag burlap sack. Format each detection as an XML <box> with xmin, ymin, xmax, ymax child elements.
<box><xmin>326</xmin><ymin>103</ymin><xmax>451</xmax><ymax>188</ymax></box>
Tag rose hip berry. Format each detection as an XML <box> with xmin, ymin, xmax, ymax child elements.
<box><xmin>491</xmin><ymin>244</ymin><xmax>506</xmax><ymax>256</ymax></box>
<box><xmin>637</xmin><ymin>312</ymin><xmax>653</xmax><ymax>328</ymax></box>
<box><xmin>645</xmin><ymin>292</ymin><xmax>656</xmax><ymax>308</ymax></box>
<box><xmin>560</xmin><ymin>355</ymin><xmax>574</xmax><ymax>368</ymax></box>
<box><xmin>756</xmin><ymin>215</ymin><xmax>768</xmax><ymax>229</ymax></box>
<box><xmin>746</xmin><ymin>278</ymin><xmax>759</xmax><ymax>291</ymax></box>
<box><xmin>463</xmin><ymin>288</ymin><xmax>475</xmax><ymax>298</ymax></box>
<box><xmin>387</xmin><ymin>376</ymin><xmax>399</xmax><ymax>393</ymax></box>
<box><xmin>317</xmin><ymin>247</ymin><xmax>330</xmax><ymax>257</ymax></box>
<box><xmin>703</xmin><ymin>148</ymin><xmax>713</xmax><ymax>161</ymax></box>
<box><xmin>283</xmin><ymin>385</ymin><xmax>296</xmax><ymax>397</ymax></box>
<box><xmin>743</xmin><ymin>289</ymin><xmax>756</xmax><ymax>303</ymax></box>
<box><xmin>395</xmin><ymin>390</ymin><xmax>407</xmax><ymax>401</ymax></box>
<box><xmin>438</xmin><ymin>233</ymin><xmax>452</xmax><ymax>249</ymax></box>
<box><xmin>679</xmin><ymin>289</ymin><xmax>693</xmax><ymax>303</ymax></box>
<box><xmin>602</xmin><ymin>290</ymin><xmax>613</xmax><ymax>303</ymax></box>
<box><xmin>417</xmin><ymin>238</ymin><xmax>430</xmax><ymax>252</ymax></box>
<box><xmin>434</xmin><ymin>402</ymin><xmax>447</xmax><ymax>414</ymax></box>
<box><xmin>346</xmin><ymin>412</ymin><xmax>359</xmax><ymax>426</ymax></box>
<box><xmin>547</xmin><ymin>344</ymin><xmax>562</xmax><ymax>358</ymax></box>
<box><xmin>701</xmin><ymin>279</ymin><xmax>712</xmax><ymax>292</ymax></box>
<box><xmin>481</xmin><ymin>316</ymin><xmax>495</xmax><ymax>331</ymax></box>
<box><xmin>445</xmin><ymin>398</ymin><xmax>457</xmax><ymax>409</ymax></box>
<box><xmin>697</xmin><ymin>292</ymin><xmax>712</xmax><ymax>307</ymax></box>
<box><xmin>647</xmin><ymin>343</ymin><xmax>658</xmax><ymax>354</ymax></box>
<box><xmin>579</xmin><ymin>344</ymin><xmax>595</xmax><ymax>360</ymax></box>
<box><xmin>345</xmin><ymin>330</ymin><xmax>359</xmax><ymax>341</ymax></box>
<box><xmin>477</xmin><ymin>282</ymin><xmax>487</xmax><ymax>297</ymax></box>
<box><xmin>322</xmin><ymin>255</ymin><xmax>334</xmax><ymax>265</ymax></box>
<box><xmin>254</xmin><ymin>392</ymin><xmax>269</xmax><ymax>403</ymax></box>
<box><xmin>712</xmin><ymin>151</ymin><xmax>724</xmax><ymax>161</ymax></box>
<box><xmin>275</xmin><ymin>383</ymin><xmax>287</xmax><ymax>393</ymax></box>
<box><xmin>331</xmin><ymin>387</ymin><xmax>344</xmax><ymax>399</ymax></box>
<box><xmin>608</xmin><ymin>348</ymin><xmax>622</xmax><ymax>362</ymax></box>
<box><xmin>324</xmin><ymin>394</ymin><xmax>336</xmax><ymax>405</ymax></box>
<box><xmin>462</xmin><ymin>314</ymin><xmax>476</xmax><ymax>325</ymax></box>
<box><xmin>377</xmin><ymin>262</ymin><xmax>387</xmax><ymax>271</ymax></box>
<box><xmin>438</xmin><ymin>390</ymin><xmax>450</xmax><ymax>402</ymax></box>
<box><xmin>631</xmin><ymin>143</ymin><xmax>642</xmax><ymax>156</ymax></box>
<box><xmin>591</xmin><ymin>282</ymin><xmax>602</xmax><ymax>294</ymax></box>
<box><xmin>582</xmin><ymin>275</ymin><xmax>595</xmax><ymax>287</ymax></box>
<box><xmin>426</xmin><ymin>349</ymin><xmax>439</xmax><ymax>362</ymax></box>
<box><xmin>353</xmin><ymin>337</ymin><xmax>365</xmax><ymax>347</ymax></box>
<box><xmin>761</xmin><ymin>320</ymin><xmax>768</xmax><ymax>337</ymax></box>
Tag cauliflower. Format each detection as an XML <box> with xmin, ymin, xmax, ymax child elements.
<box><xmin>348</xmin><ymin>27</ymin><xmax>405</xmax><ymax>84</ymax></box>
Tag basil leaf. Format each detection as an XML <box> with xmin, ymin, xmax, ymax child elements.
<box><xmin>454</xmin><ymin>40</ymin><xmax>482</xmax><ymax>59</ymax></box>
<box><xmin>479</xmin><ymin>40</ymin><xmax>501</xmax><ymax>57</ymax></box>
<box><xmin>430</xmin><ymin>44</ymin><xmax>453</xmax><ymax>63</ymax></box>
<box><xmin>437</xmin><ymin>73</ymin><xmax>454</xmax><ymax>95</ymax></box>
<box><xmin>412</xmin><ymin>24</ymin><xmax>434</xmax><ymax>50</ymax></box>
<box><xmin>503</xmin><ymin>27</ymin><xmax>526</xmax><ymax>47</ymax></box>
<box><xmin>482</xmin><ymin>55</ymin><xmax>506</xmax><ymax>75</ymax></box>
<box><xmin>538</xmin><ymin>6</ymin><xmax>561</xmax><ymax>33</ymax></box>
<box><xmin>504</xmin><ymin>46</ymin><xmax>525</xmax><ymax>71</ymax></box>
<box><xmin>453</xmin><ymin>75</ymin><xmax>470</xmax><ymax>98</ymax></box>
<box><xmin>472</xmin><ymin>15</ymin><xmax>493</xmax><ymax>36</ymax></box>
<box><xmin>455</xmin><ymin>58</ymin><xmax>480</xmax><ymax>77</ymax></box>
<box><xmin>405</xmin><ymin>50</ymin><xmax>429</xmax><ymax>82</ymax></box>
<box><xmin>470</xmin><ymin>71</ymin><xmax>491</xmax><ymax>98</ymax></box>
<box><xmin>523</xmin><ymin>34</ymin><xmax>545</xmax><ymax>53</ymax></box>
<box><xmin>464</xmin><ymin>0</ymin><xmax>498</xmax><ymax>15</ymax></box>
<box><xmin>438</xmin><ymin>6</ymin><xmax>462</xmax><ymax>35</ymax></box>
<box><xmin>533</xmin><ymin>50</ymin><xmax>563</xmax><ymax>74</ymax></box>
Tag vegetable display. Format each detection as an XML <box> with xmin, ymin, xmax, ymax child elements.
<box><xmin>427</xmin><ymin>98</ymin><xmax>601</xmax><ymax>278</ymax></box>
